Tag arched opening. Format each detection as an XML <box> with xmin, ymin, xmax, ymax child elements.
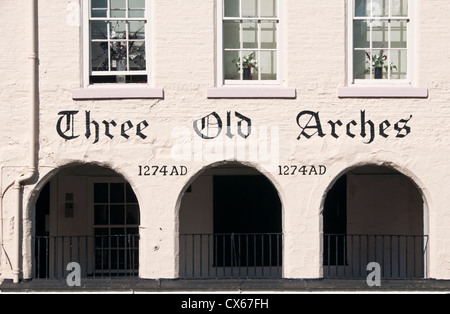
<box><xmin>178</xmin><ymin>163</ymin><xmax>283</xmax><ymax>279</ymax></box>
<box><xmin>33</xmin><ymin>163</ymin><xmax>140</xmax><ymax>279</ymax></box>
<box><xmin>322</xmin><ymin>165</ymin><xmax>427</xmax><ymax>279</ymax></box>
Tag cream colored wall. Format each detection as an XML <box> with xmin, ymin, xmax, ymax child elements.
<box><xmin>0</xmin><ymin>0</ymin><xmax>449</xmax><ymax>280</ymax></box>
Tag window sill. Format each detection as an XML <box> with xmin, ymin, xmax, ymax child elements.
<box><xmin>338</xmin><ymin>86</ymin><xmax>428</xmax><ymax>98</ymax></box>
<box><xmin>72</xmin><ymin>86</ymin><xmax>164</xmax><ymax>100</ymax></box>
<box><xmin>207</xmin><ymin>87</ymin><xmax>296</xmax><ymax>99</ymax></box>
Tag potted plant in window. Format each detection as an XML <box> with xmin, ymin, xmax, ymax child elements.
<box><xmin>365</xmin><ymin>50</ymin><xmax>397</xmax><ymax>79</ymax></box>
<box><xmin>232</xmin><ymin>52</ymin><xmax>258</xmax><ymax>80</ymax></box>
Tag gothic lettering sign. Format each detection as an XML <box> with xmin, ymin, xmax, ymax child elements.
<box><xmin>296</xmin><ymin>110</ymin><xmax>412</xmax><ymax>144</ymax></box>
<box><xmin>193</xmin><ymin>111</ymin><xmax>251</xmax><ymax>139</ymax></box>
<box><xmin>56</xmin><ymin>111</ymin><xmax>149</xmax><ymax>143</ymax></box>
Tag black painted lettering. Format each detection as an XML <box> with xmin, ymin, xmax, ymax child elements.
<box><xmin>297</xmin><ymin>111</ymin><xmax>325</xmax><ymax>140</ymax></box>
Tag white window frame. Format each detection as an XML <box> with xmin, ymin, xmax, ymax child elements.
<box><xmin>82</xmin><ymin>0</ymin><xmax>151</xmax><ymax>86</ymax></box>
<box><xmin>347</xmin><ymin>0</ymin><xmax>416</xmax><ymax>87</ymax></box>
<box><xmin>216</xmin><ymin>0</ymin><xmax>284</xmax><ymax>86</ymax></box>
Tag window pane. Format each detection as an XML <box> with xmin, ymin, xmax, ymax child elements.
<box><xmin>242</xmin><ymin>0</ymin><xmax>258</xmax><ymax>17</ymax></box>
<box><xmin>110</xmin><ymin>21</ymin><xmax>127</xmax><ymax>39</ymax></box>
<box><xmin>129</xmin><ymin>21</ymin><xmax>145</xmax><ymax>39</ymax></box>
<box><xmin>224</xmin><ymin>50</ymin><xmax>240</xmax><ymax>80</ymax></box>
<box><xmin>392</xmin><ymin>0</ymin><xmax>408</xmax><ymax>17</ymax></box>
<box><xmin>354</xmin><ymin>49</ymin><xmax>370</xmax><ymax>79</ymax></box>
<box><xmin>242</xmin><ymin>50</ymin><xmax>258</xmax><ymax>78</ymax></box>
<box><xmin>95</xmin><ymin>205</ymin><xmax>109</xmax><ymax>225</ymax></box>
<box><xmin>243</xmin><ymin>22</ymin><xmax>258</xmax><ymax>49</ymax></box>
<box><xmin>261</xmin><ymin>0</ymin><xmax>277</xmax><ymax>17</ymax></box>
<box><xmin>355</xmin><ymin>0</ymin><xmax>369</xmax><ymax>17</ymax></box>
<box><xmin>224</xmin><ymin>0</ymin><xmax>240</xmax><ymax>17</ymax></box>
<box><xmin>110</xmin><ymin>205</ymin><xmax>125</xmax><ymax>225</ymax></box>
<box><xmin>129</xmin><ymin>41</ymin><xmax>146</xmax><ymax>70</ymax></box>
<box><xmin>94</xmin><ymin>183</ymin><xmax>109</xmax><ymax>203</ymax></box>
<box><xmin>110</xmin><ymin>42</ymin><xmax>127</xmax><ymax>68</ymax></box>
<box><xmin>110</xmin><ymin>183</ymin><xmax>125</xmax><ymax>203</ymax></box>
<box><xmin>224</xmin><ymin>21</ymin><xmax>240</xmax><ymax>49</ymax></box>
<box><xmin>260</xmin><ymin>51</ymin><xmax>276</xmax><ymax>80</ymax></box>
<box><xmin>372</xmin><ymin>0</ymin><xmax>389</xmax><ymax>17</ymax></box>
<box><xmin>390</xmin><ymin>49</ymin><xmax>407</xmax><ymax>79</ymax></box>
<box><xmin>92</xmin><ymin>42</ymin><xmax>109</xmax><ymax>71</ymax></box>
<box><xmin>126</xmin><ymin>205</ymin><xmax>140</xmax><ymax>224</ymax></box>
<box><xmin>353</xmin><ymin>20</ymin><xmax>369</xmax><ymax>48</ymax></box>
<box><xmin>92</xmin><ymin>0</ymin><xmax>107</xmax><ymax>17</ymax></box>
<box><xmin>91</xmin><ymin>21</ymin><xmax>108</xmax><ymax>39</ymax></box>
<box><xmin>261</xmin><ymin>21</ymin><xmax>277</xmax><ymax>49</ymax></box>
<box><xmin>110</xmin><ymin>0</ymin><xmax>126</xmax><ymax>18</ymax></box>
<box><xmin>391</xmin><ymin>20</ymin><xmax>407</xmax><ymax>48</ymax></box>
<box><xmin>129</xmin><ymin>0</ymin><xmax>145</xmax><ymax>9</ymax></box>
<box><xmin>372</xmin><ymin>20</ymin><xmax>389</xmax><ymax>49</ymax></box>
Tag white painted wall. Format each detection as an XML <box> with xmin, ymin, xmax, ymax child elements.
<box><xmin>0</xmin><ymin>0</ymin><xmax>449</xmax><ymax>281</ymax></box>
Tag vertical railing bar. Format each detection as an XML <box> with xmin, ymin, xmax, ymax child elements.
<box><xmin>406</xmin><ymin>236</ymin><xmax>409</xmax><ymax>278</ymax></box>
<box><xmin>215</xmin><ymin>235</ymin><xmax>218</xmax><ymax>279</ymax></box>
<box><xmin>36</xmin><ymin>237</ymin><xmax>41</xmax><ymax>278</ymax></box>
<box><xmin>351</xmin><ymin>235</ymin><xmax>354</xmax><ymax>278</ymax></box>
<box><xmin>223</xmin><ymin>235</ymin><xmax>226</xmax><ymax>278</ymax></box>
<box><xmin>366</xmin><ymin>235</ymin><xmax>369</xmax><ymax>279</ymax></box>
<box><xmin>335</xmin><ymin>235</ymin><xmax>338</xmax><ymax>277</ymax></box>
<box><xmin>192</xmin><ymin>234</ymin><xmax>195</xmax><ymax>278</ymax></box>
<box><xmin>327</xmin><ymin>234</ymin><xmax>330</xmax><ymax>277</ymax></box>
<box><xmin>269</xmin><ymin>234</ymin><xmax>272</xmax><ymax>278</ymax></box>
<box><xmin>413</xmin><ymin>235</ymin><xmax>417</xmax><ymax>278</ymax></box>
<box><xmin>253</xmin><ymin>234</ymin><xmax>256</xmax><ymax>277</ymax></box>
<box><xmin>358</xmin><ymin>235</ymin><xmax>361</xmax><ymax>278</ymax></box>
<box><xmin>246</xmin><ymin>234</ymin><xmax>249</xmax><ymax>278</ymax></box>
<box><xmin>183</xmin><ymin>234</ymin><xmax>187</xmax><ymax>279</ymax></box>
<box><xmin>230</xmin><ymin>234</ymin><xmax>234</xmax><ymax>278</ymax></box>
<box><xmin>261</xmin><ymin>234</ymin><xmax>264</xmax><ymax>278</ymax></box>
<box><xmin>61</xmin><ymin>237</ymin><xmax>65</xmax><ymax>278</ymax></box>
<box><xmin>382</xmin><ymin>236</ymin><xmax>385</xmax><ymax>279</ymax></box>
<box><xmin>199</xmin><ymin>234</ymin><xmax>203</xmax><ymax>278</ymax></box>
<box><xmin>238</xmin><ymin>234</ymin><xmax>242</xmax><ymax>278</ymax></box>
<box><xmin>397</xmin><ymin>236</ymin><xmax>400</xmax><ymax>278</ymax></box>
<box><xmin>53</xmin><ymin>237</ymin><xmax>57</xmax><ymax>278</ymax></box>
<box><xmin>343</xmin><ymin>235</ymin><xmax>347</xmax><ymax>277</ymax></box>
<box><xmin>207</xmin><ymin>234</ymin><xmax>211</xmax><ymax>279</ymax></box>
<box><xmin>116</xmin><ymin>236</ymin><xmax>119</xmax><ymax>277</ymax></box>
<box><xmin>390</xmin><ymin>235</ymin><xmax>393</xmax><ymax>279</ymax></box>
<box><xmin>85</xmin><ymin>236</ymin><xmax>89</xmax><ymax>278</ymax></box>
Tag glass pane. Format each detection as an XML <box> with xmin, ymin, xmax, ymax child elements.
<box><xmin>224</xmin><ymin>50</ymin><xmax>240</xmax><ymax>80</ymax></box>
<box><xmin>94</xmin><ymin>183</ymin><xmax>109</xmax><ymax>203</ymax></box>
<box><xmin>355</xmin><ymin>0</ymin><xmax>369</xmax><ymax>17</ymax></box>
<box><xmin>129</xmin><ymin>0</ymin><xmax>145</xmax><ymax>9</ymax></box>
<box><xmin>372</xmin><ymin>0</ymin><xmax>389</xmax><ymax>17</ymax></box>
<box><xmin>224</xmin><ymin>0</ymin><xmax>240</xmax><ymax>17</ymax></box>
<box><xmin>260</xmin><ymin>51</ymin><xmax>276</xmax><ymax>80</ymax></box>
<box><xmin>261</xmin><ymin>0</ymin><xmax>277</xmax><ymax>17</ymax></box>
<box><xmin>94</xmin><ymin>205</ymin><xmax>109</xmax><ymax>225</ymax></box>
<box><xmin>110</xmin><ymin>21</ymin><xmax>127</xmax><ymax>39</ymax></box>
<box><xmin>91</xmin><ymin>21</ymin><xmax>108</xmax><ymax>39</ymax></box>
<box><xmin>126</xmin><ymin>183</ymin><xmax>138</xmax><ymax>203</ymax></box>
<box><xmin>392</xmin><ymin>0</ymin><xmax>408</xmax><ymax>16</ymax></box>
<box><xmin>354</xmin><ymin>49</ymin><xmax>370</xmax><ymax>79</ymax></box>
<box><xmin>242</xmin><ymin>0</ymin><xmax>258</xmax><ymax>17</ymax></box>
<box><xmin>129</xmin><ymin>41</ymin><xmax>146</xmax><ymax>70</ymax></box>
<box><xmin>110</xmin><ymin>205</ymin><xmax>125</xmax><ymax>225</ymax></box>
<box><xmin>243</xmin><ymin>21</ymin><xmax>258</xmax><ymax>49</ymax></box>
<box><xmin>353</xmin><ymin>20</ymin><xmax>370</xmax><ymax>48</ymax></box>
<box><xmin>111</xmin><ymin>0</ymin><xmax>126</xmax><ymax>18</ymax></box>
<box><xmin>261</xmin><ymin>21</ymin><xmax>277</xmax><ymax>49</ymax></box>
<box><xmin>110</xmin><ymin>183</ymin><xmax>125</xmax><ymax>203</ymax></box>
<box><xmin>391</xmin><ymin>20</ymin><xmax>407</xmax><ymax>48</ymax></box>
<box><xmin>111</xmin><ymin>41</ymin><xmax>127</xmax><ymax>68</ymax></box>
<box><xmin>92</xmin><ymin>0</ymin><xmax>107</xmax><ymax>17</ymax></box>
<box><xmin>224</xmin><ymin>21</ymin><xmax>240</xmax><ymax>49</ymax></box>
<box><xmin>91</xmin><ymin>42</ymin><xmax>109</xmax><ymax>71</ymax></box>
<box><xmin>129</xmin><ymin>21</ymin><xmax>145</xmax><ymax>39</ymax></box>
<box><xmin>242</xmin><ymin>50</ymin><xmax>258</xmax><ymax>79</ymax></box>
<box><xmin>126</xmin><ymin>205</ymin><xmax>140</xmax><ymax>224</ymax></box>
<box><xmin>372</xmin><ymin>20</ymin><xmax>389</xmax><ymax>48</ymax></box>
<box><xmin>390</xmin><ymin>49</ymin><xmax>407</xmax><ymax>79</ymax></box>
<box><xmin>129</xmin><ymin>9</ymin><xmax>145</xmax><ymax>18</ymax></box>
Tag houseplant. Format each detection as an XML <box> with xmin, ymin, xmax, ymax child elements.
<box><xmin>365</xmin><ymin>50</ymin><xmax>397</xmax><ymax>79</ymax></box>
<box><xmin>232</xmin><ymin>52</ymin><xmax>258</xmax><ymax>80</ymax></box>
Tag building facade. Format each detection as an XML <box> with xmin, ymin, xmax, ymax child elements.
<box><xmin>0</xmin><ymin>0</ymin><xmax>449</xmax><ymax>284</ymax></box>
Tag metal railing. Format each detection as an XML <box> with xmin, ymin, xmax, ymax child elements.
<box><xmin>179</xmin><ymin>233</ymin><xmax>283</xmax><ymax>279</ymax></box>
<box><xmin>323</xmin><ymin>234</ymin><xmax>428</xmax><ymax>279</ymax></box>
<box><xmin>33</xmin><ymin>235</ymin><xmax>139</xmax><ymax>279</ymax></box>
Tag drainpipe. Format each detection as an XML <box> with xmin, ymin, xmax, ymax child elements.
<box><xmin>12</xmin><ymin>0</ymin><xmax>38</xmax><ymax>283</ymax></box>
